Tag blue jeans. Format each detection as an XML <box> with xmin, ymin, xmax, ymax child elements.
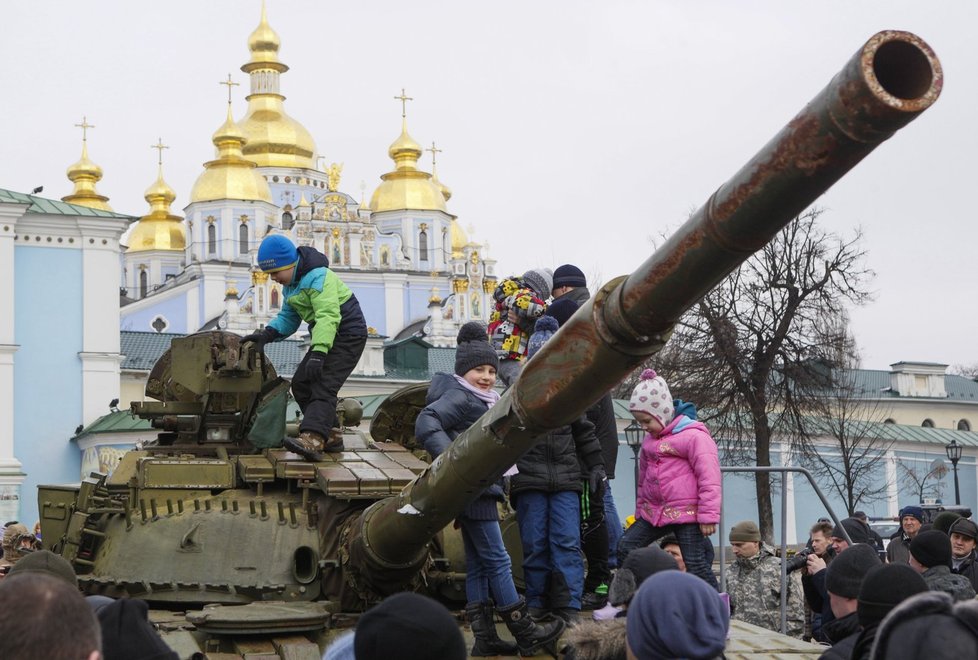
<box><xmin>604</xmin><ymin>486</ymin><xmax>623</xmax><ymax>569</ymax></box>
<box><xmin>617</xmin><ymin>518</ymin><xmax>718</xmax><ymax>589</ymax></box>
<box><xmin>460</xmin><ymin>517</ymin><xmax>520</xmax><ymax>608</ymax></box>
<box><xmin>515</xmin><ymin>490</ymin><xmax>584</xmax><ymax>610</ymax></box>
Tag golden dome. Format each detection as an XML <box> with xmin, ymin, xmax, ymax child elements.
<box><xmin>190</xmin><ymin>105</ymin><xmax>273</xmax><ymax>204</ymax></box>
<box><xmin>62</xmin><ymin>141</ymin><xmax>113</xmax><ymax>211</ymax></box>
<box><xmin>127</xmin><ymin>163</ymin><xmax>186</xmax><ymax>252</ymax></box>
<box><xmin>450</xmin><ymin>218</ymin><xmax>468</xmax><ymax>257</ymax></box>
<box><xmin>431</xmin><ymin>163</ymin><xmax>452</xmax><ymax>202</ymax></box>
<box><xmin>238</xmin><ymin>3</ymin><xmax>316</xmax><ymax>169</ymax></box>
<box><xmin>370</xmin><ymin>119</ymin><xmax>447</xmax><ymax>213</ymax></box>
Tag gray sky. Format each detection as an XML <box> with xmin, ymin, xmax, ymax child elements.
<box><xmin>2</xmin><ymin>1</ymin><xmax>974</xmax><ymax>372</ymax></box>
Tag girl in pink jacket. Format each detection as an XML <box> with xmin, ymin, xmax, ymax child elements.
<box><xmin>616</xmin><ymin>369</ymin><xmax>721</xmax><ymax>589</ymax></box>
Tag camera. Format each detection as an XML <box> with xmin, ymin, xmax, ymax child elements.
<box><xmin>785</xmin><ymin>547</ymin><xmax>814</xmax><ymax>573</ymax></box>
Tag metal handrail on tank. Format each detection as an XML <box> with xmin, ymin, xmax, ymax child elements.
<box><xmin>344</xmin><ymin>30</ymin><xmax>942</xmax><ymax>597</ymax></box>
<box><xmin>718</xmin><ymin>465</ymin><xmax>853</xmax><ymax>637</ymax></box>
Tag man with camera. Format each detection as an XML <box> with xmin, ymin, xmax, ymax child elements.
<box><xmin>803</xmin><ymin>517</ymin><xmax>871</xmax><ymax>643</ymax></box>
<box><xmin>797</xmin><ymin>520</ymin><xmax>834</xmax><ymax>640</ymax></box>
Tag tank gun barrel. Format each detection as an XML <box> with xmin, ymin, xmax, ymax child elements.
<box><xmin>346</xmin><ymin>31</ymin><xmax>942</xmax><ymax>595</ymax></box>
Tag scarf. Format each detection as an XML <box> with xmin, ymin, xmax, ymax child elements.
<box><xmin>453</xmin><ymin>374</ymin><xmax>500</xmax><ymax>407</ymax></box>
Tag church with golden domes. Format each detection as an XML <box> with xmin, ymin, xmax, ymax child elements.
<box><xmin>114</xmin><ymin>4</ymin><xmax>497</xmax><ymax>364</ymax></box>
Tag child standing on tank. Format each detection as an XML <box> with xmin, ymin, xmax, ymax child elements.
<box><xmin>242</xmin><ymin>234</ymin><xmax>367</xmax><ymax>461</ymax></box>
<box><xmin>487</xmin><ymin>268</ymin><xmax>552</xmax><ymax>386</ymax></box>
<box><xmin>616</xmin><ymin>368</ymin><xmax>721</xmax><ymax>589</ymax></box>
<box><xmin>414</xmin><ymin>322</ymin><xmax>564</xmax><ymax>657</ymax></box>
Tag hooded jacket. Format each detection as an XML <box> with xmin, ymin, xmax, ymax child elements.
<box><xmin>635</xmin><ymin>415</ymin><xmax>720</xmax><ymax>526</ymax></box>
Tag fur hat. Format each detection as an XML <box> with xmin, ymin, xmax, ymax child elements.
<box><xmin>832</xmin><ymin>517</ymin><xmax>872</xmax><ymax>545</ymax></box>
<box><xmin>870</xmin><ymin>591</ymin><xmax>978</xmax><ymax>659</ymax></box>
<box><xmin>608</xmin><ymin>546</ymin><xmax>678</xmax><ymax>606</ymax></box>
<box><xmin>910</xmin><ymin>529</ymin><xmax>953</xmax><ymax>568</ymax></box>
<box><xmin>97</xmin><ymin>598</ymin><xmax>178</xmax><ymax>660</ymax></box>
<box><xmin>522</xmin><ymin>268</ymin><xmax>553</xmax><ymax>300</ymax></box>
<box><xmin>527</xmin><ymin>315</ymin><xmax>558</xmax><ymax>359</ymax></box>
<box><xmin>858</xmin><ymin>563</ymin><xmax>928</xmax><ymax>627</ymax></box>
<box><xmin>454</xmin><ymin>322</ymin><xmax>498</xmax><ymax>376</ymax></box>
<box><xmin>354</xmin><ymin>592</ymin><xmax>466</xmax><ymax>660</ymax></box>
<box><xmin>729</xmin><ymin>520</ymin><xmax>762</xmax><ymax>543</ymax></box>
<box><xmin>7</xmin><ymin>549</ymin><xmax>76</xmax><ymax>586</ymax></box>
<box><xmin>553</xmin><ymin>264</ymin><xmax>587</xmax><ymax>288</ymax></box>
<box><xmin>933</xmin><ymin>511</ymin><xmax>963</xmax><ymax>534</ymax></box>
<box><xmin>900</xmin><ymin>505</ymin><xmax>925</xmax><ymax>524</ymax></box>
<box><xmin>256</xmin><ymin>234</ymin><xmax>299</xmax><ymax>273</ymax></box>
<box><xmin>826</xmin><ymin>543</ymin><xmax>880</xmax><ymax>598</ymax></box>
<box><xmin>546</xmin><ymin>298</ymin><xmax>579</xmax><ymax>327</ymax></box>
<box><xmin>949</xmin><ymin>517</ymin><xmax>978</xmax><ymax>541</ymax></box>
<box><xmin>628</xmin><ymin>369</ymin><xmax>674</xmax><ymax>429</ymax></box>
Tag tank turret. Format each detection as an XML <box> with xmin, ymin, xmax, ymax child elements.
<box><xmin>37</xmin><ymin>30</ymin><xmax>941</xmax><ymax>657</ymax></box>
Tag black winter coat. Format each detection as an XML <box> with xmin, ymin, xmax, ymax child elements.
<box><xmin>415</xmin><ymin>373</ymin><xmax>503</xmax><ymax>520</ymax></box>
<box><xmin>952</xmin><ymin>550</ymin><xmax>978</xmax><ymax>592</ymax></box>
<box><xmin>510</xmin><ymin>414</ymin><xmax>603</xmax><ymax>497</ymax></box>
<box><xmin>587</xmin><ymin>393</ymin><xmax>620</xmax><ymax>480</ymax></box>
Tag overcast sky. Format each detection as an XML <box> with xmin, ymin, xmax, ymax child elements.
<box><xmin>2</xmin><ymin>1</ymin><xmax>974</xmax><ymax>372</ymax></box>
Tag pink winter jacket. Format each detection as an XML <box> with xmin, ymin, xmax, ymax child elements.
<box><xmin>635</xmin><ymin>415</ymin><xmax>721</xmax><ymax>527</ymax></box>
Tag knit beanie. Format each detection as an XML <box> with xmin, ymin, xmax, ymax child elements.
<box><xmin>256</xmin><ymin>234</ymin><xmax>299</xmax><ymax>273</ymax></box>
<box><xmin>858</xmin><ymin>563</ymin><xmax>928</xmax><ymax>627</ymax></box>
<box><xmin>729</xmin><ymin>520</ymin><xmax>762</xmax><ymax>543</ymax></box>
<box><xmin>933</xmin><ymin>511</ymin><xmax>963</xmax><ymax>535</ymax></box>
<box><xmin>949</xmin><ymin>517</ymin><xmax>978</xmax><ymax>540</ymax></box>
<box><xmin>454</xmin><ymin>322</ymin><xmax>498</xmax><ymax>376</ymax></box>
<box><xmin>910</xmin><ymin>529</ymin><xmax>953</xmax><ymax>568</ymax></box>
<box><xmin>522</xmin><ymin>268</ymin><xmax>553</xmax><ymax>300</ymax></box>
<box><xmin>832</xmin><ymin>517</ymin><xmax>871</xmax><ymax>545</ymax></box>
<box><xmin>354</xmin><ymin>592</ymin><xmax>466</xmax><ymax>660</ymax></box>
<box><xmin>629</xmin><ymin>369</ymin><xmax>674</xmax><ymax>429</ymax></box>
<box><xmin>553</xmin><ymin>264</ymin><xmax>587</xmax><ymax>288</ymax></box>
<box><xmin>97</xmin><ymin>598</ymin><xmax>178</xmax><ymax>660</ymax></box>
<box><xmin>626</xmin><ymin>572</ymin><xmax>728</xmax><ymax>660</ymax></box>
<box><xmin>7</xmin><ymin>549</ymin><xmax>77</xmax><ymax>586</ymax></box>
<box><xmin>825</xmin><ymin>543</ymin><xmax>880</xmax><ymax>598</ymax></box>
<box><xmin>900</xmin><ymin>505</ymin><xmax>925</xmax><ymax>524</ymax></box>
<box><xmin>527</xmin><ymin>315</ymin><xmax>558</xmax><ymax>359</ymax></box>
<box><xmin>608</xmin><ymin>546</ymin><xmax>678</xmax><ymax>606</ymax></box>
<box><xmin>546</xmin><ymin>298</ymin><xmax>579</xmax><ymax>327</ymax></box>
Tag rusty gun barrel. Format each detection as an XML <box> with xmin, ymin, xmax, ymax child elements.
<box><xmin>346</xmin><ymin>31</ymin><xmax>942</xmax><ymax>595</ymax></box>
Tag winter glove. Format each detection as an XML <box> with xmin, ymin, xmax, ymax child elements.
<box><xmin>241</xmin><ymin>327</ymin><xmax>279</xmax><ymax>352</ymax></box>
<box><xmin>588</xmin><ymin>465</ymin><xmax>607</xmax><ymax>496</ymax></box>
<box><xmin>305</xmin><ymin>351</ymin><xmax>327</xmax><ymax>375</ymax></box>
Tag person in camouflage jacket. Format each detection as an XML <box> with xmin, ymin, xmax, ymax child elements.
<box><xmin>726</xmin><ymin>522</ymin><xmax>805</xmax><ymax>639</ymax></box>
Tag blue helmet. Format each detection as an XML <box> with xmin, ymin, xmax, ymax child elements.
<box><xmin>257</xmin><ymin>234</ymin><xmax>298</xmax><ymax>273</ymax></box>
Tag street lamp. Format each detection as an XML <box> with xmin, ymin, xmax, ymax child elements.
<box><xmin>625</xmin><ymin>421</ymin><xmax>644</xmax><ymax>498</ymax></box>
<box><xmin>946</xmin><ymin>438</ymin><xmax>963</xmax><ymax>505</ymax></box>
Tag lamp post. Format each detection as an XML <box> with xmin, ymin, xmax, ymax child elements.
<box><xmin>625</xmin><ymin>421</ymin><xmax>644</xmax><ymax>499</ymax></box>
<box><xmin>946</xmin><ymin>438</ymin><xmax>963</xmax><ymax>505</ymax></box>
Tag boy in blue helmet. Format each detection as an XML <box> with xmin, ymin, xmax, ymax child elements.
<box><xmin>243</xmin><ymin>234</ymin><xmax>367</xmax><ymax>460</ymax></box>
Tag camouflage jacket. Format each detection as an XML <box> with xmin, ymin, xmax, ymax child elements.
<box><xmin>921</xmin><ymin>564</ymin><xmax>977</xmax><ymax>602</ymax></box>
<box><xmin>727</xmin><ymin>544</ymin><xmax>805</xmax><ymax>639</ymax></box>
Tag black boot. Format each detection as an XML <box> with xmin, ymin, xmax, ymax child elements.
<box><xmin>498</xmin><ymin>597</ymin><xmax>566</xmax><ymax>657</ymax></box>
<box><xmin>466</xmin><ymin>602</ymin><xmax>519</xmax><ymax>657</ymax></box>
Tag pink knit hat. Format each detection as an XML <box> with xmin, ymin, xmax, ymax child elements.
<box><xmin>629</xmin><ymin>368</ymin><xmax>674</xmax><ymax>428</ymax></box>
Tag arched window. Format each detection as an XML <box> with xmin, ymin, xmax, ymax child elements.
<box><xmin>884</xmin><ymin>418</ymin><xmax>896</xmax><ymax>424</ymax></box>
<box><xmin>139</xmin><ymin>270</ymin><xmax>148</xmax><ymax>298</ymax></box>
<box><xmin>922</xmin><ymin>419</ymin><xmax>935</xmax><ymax>428</ymax></box>
<box><xmin>208</xmin><ymin>224</ymin><xmax>217</xmax><ymax>255</ymax></box>
<box><xmin>271</xmin><ymin>288</ymin><xmax>280</xmax><ymax>309</ymax></box>
<box><xmin>239</xmin><ymin>222</ymin><xmax>249</xmax><ymax>254</ymax></box>
<box><xmin>281</xmin><ymin>211</ymin><xmax>293</xmax><ymax>229</ymax></box>
<box><xmin>419</xmin><ymin>229</ymin><xmax>428</xmax><ymax>261</ymax></box>
<box><xmin>958</xmin><ymin>419</ymin><xmax>972</xmax><ymax>431</ymax></box>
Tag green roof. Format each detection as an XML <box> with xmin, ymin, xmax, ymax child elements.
<box><xmin>0</xmin><ymin>188</ymin><xmax>134</xmax><ymax>219</ymax></box>
<box><xmin>73</xmin><ymin>410</ymin><xmax>152</xmax><ymax>440</ymax></box>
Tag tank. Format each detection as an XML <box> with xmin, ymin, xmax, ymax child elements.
<box><xmin>36</xmin><ymin>30</ymin><xmax>941</xmax><ymax>658</ymax></box>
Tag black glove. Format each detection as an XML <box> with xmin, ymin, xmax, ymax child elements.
<box><xmin>305</xmin><ymin>351</ymin><xmax>327</xmax><ymax>375</ymax></box>
<box><xmin>588</xmin><ymin>465</ymin><xmax>607</xmax><ymax>496</ymax></box>
<box><xmin>241</xmin><ymin>328</ymin><xmax>279</xmax><ymax>351</ymax></box>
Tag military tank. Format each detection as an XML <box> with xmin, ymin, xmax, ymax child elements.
<box><xmin>37</xmin><ymin>30</ymin><xmax>942</xmax><ymax>659</ymax></box>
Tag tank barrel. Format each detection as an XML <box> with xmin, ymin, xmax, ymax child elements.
<box><xmin>346</xmin><ymin>31</ymin><xmax>942</xmax><ymax>594</ymax></box>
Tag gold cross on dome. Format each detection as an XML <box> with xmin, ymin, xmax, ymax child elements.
<box><xmin>426</xmin><ymin>141</ymin><xmax>443</xmax><ymax>167</ymax></box>
<box><xmin>74</xmin><ymin>116</ymin><xmax>95</xmax><ymax>142</ymax></box>
<box><xmin>220</xmin><ymin>74</ymin><xmax>240</xmax><ymax>104</ymax></box>
<box><xmin>394</xmin><ymin>88</ymin><xmax>413</xmax><ymax>118</ymax></box>
<box><xmin>151</xmin><ymin>138</ymin><xmax>169</xmax><ymax>165</ymax></box>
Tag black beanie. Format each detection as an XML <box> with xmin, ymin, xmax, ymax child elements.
<box><xmin>354</xmin><ymin>592</ymin><xmax>466</xmax><ymax>660</ymax></box>
<box><xmin>826</xmin><ymin>543</ymin><xmax>880</xmax><ymax>598</ymax></box>
<box><xmin>608</xmin><ymin>546</ymin><xmax>678</xmax><ymax>606</ymax></box>
<box><xmin>910</xmin><ymin>529</ymin><xmax>953</xmax><ymax>568</ymax></box>
<box><xmin>97</xmin><ymin>599</ymin><xmax>178</xmax><ymax>660</ymax></box>
<box><xmin>832</xmin><ymin>517</ymin><xmax>871</xmax><ymax>545</ymax></box>
<box><xmin>454</xmin><ymin>322</ymin><xmax>498</xmax><ymax>376</ymax></box>
<box><xmin>553</xmin><ymin>264</ymin><xmax>587</xmax><ymax>288</ymax></box>
<box><xmin>858</xmin><ymin>563</ymin><xmax>928</xmax><ymax>627</ymax></box>
<box><xmin>546</xmin><ymin>298</ymin><xmax>579</xmax><ymax>327</ymax></box>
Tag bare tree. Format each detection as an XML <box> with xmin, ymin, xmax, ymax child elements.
<box><xmin>646</xmin><ymin>207</ymin><xmax>874</xmax><ymax>540</ymax></box>
<box><xmin>897</xmin><ymin>458</ymin><xmax>948</xmax><ymax>504</ymax></box>
<box><xmin>950</xmin><ymin>363</ymin><xmax>978</xmax><ymax>382</ymax></box>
